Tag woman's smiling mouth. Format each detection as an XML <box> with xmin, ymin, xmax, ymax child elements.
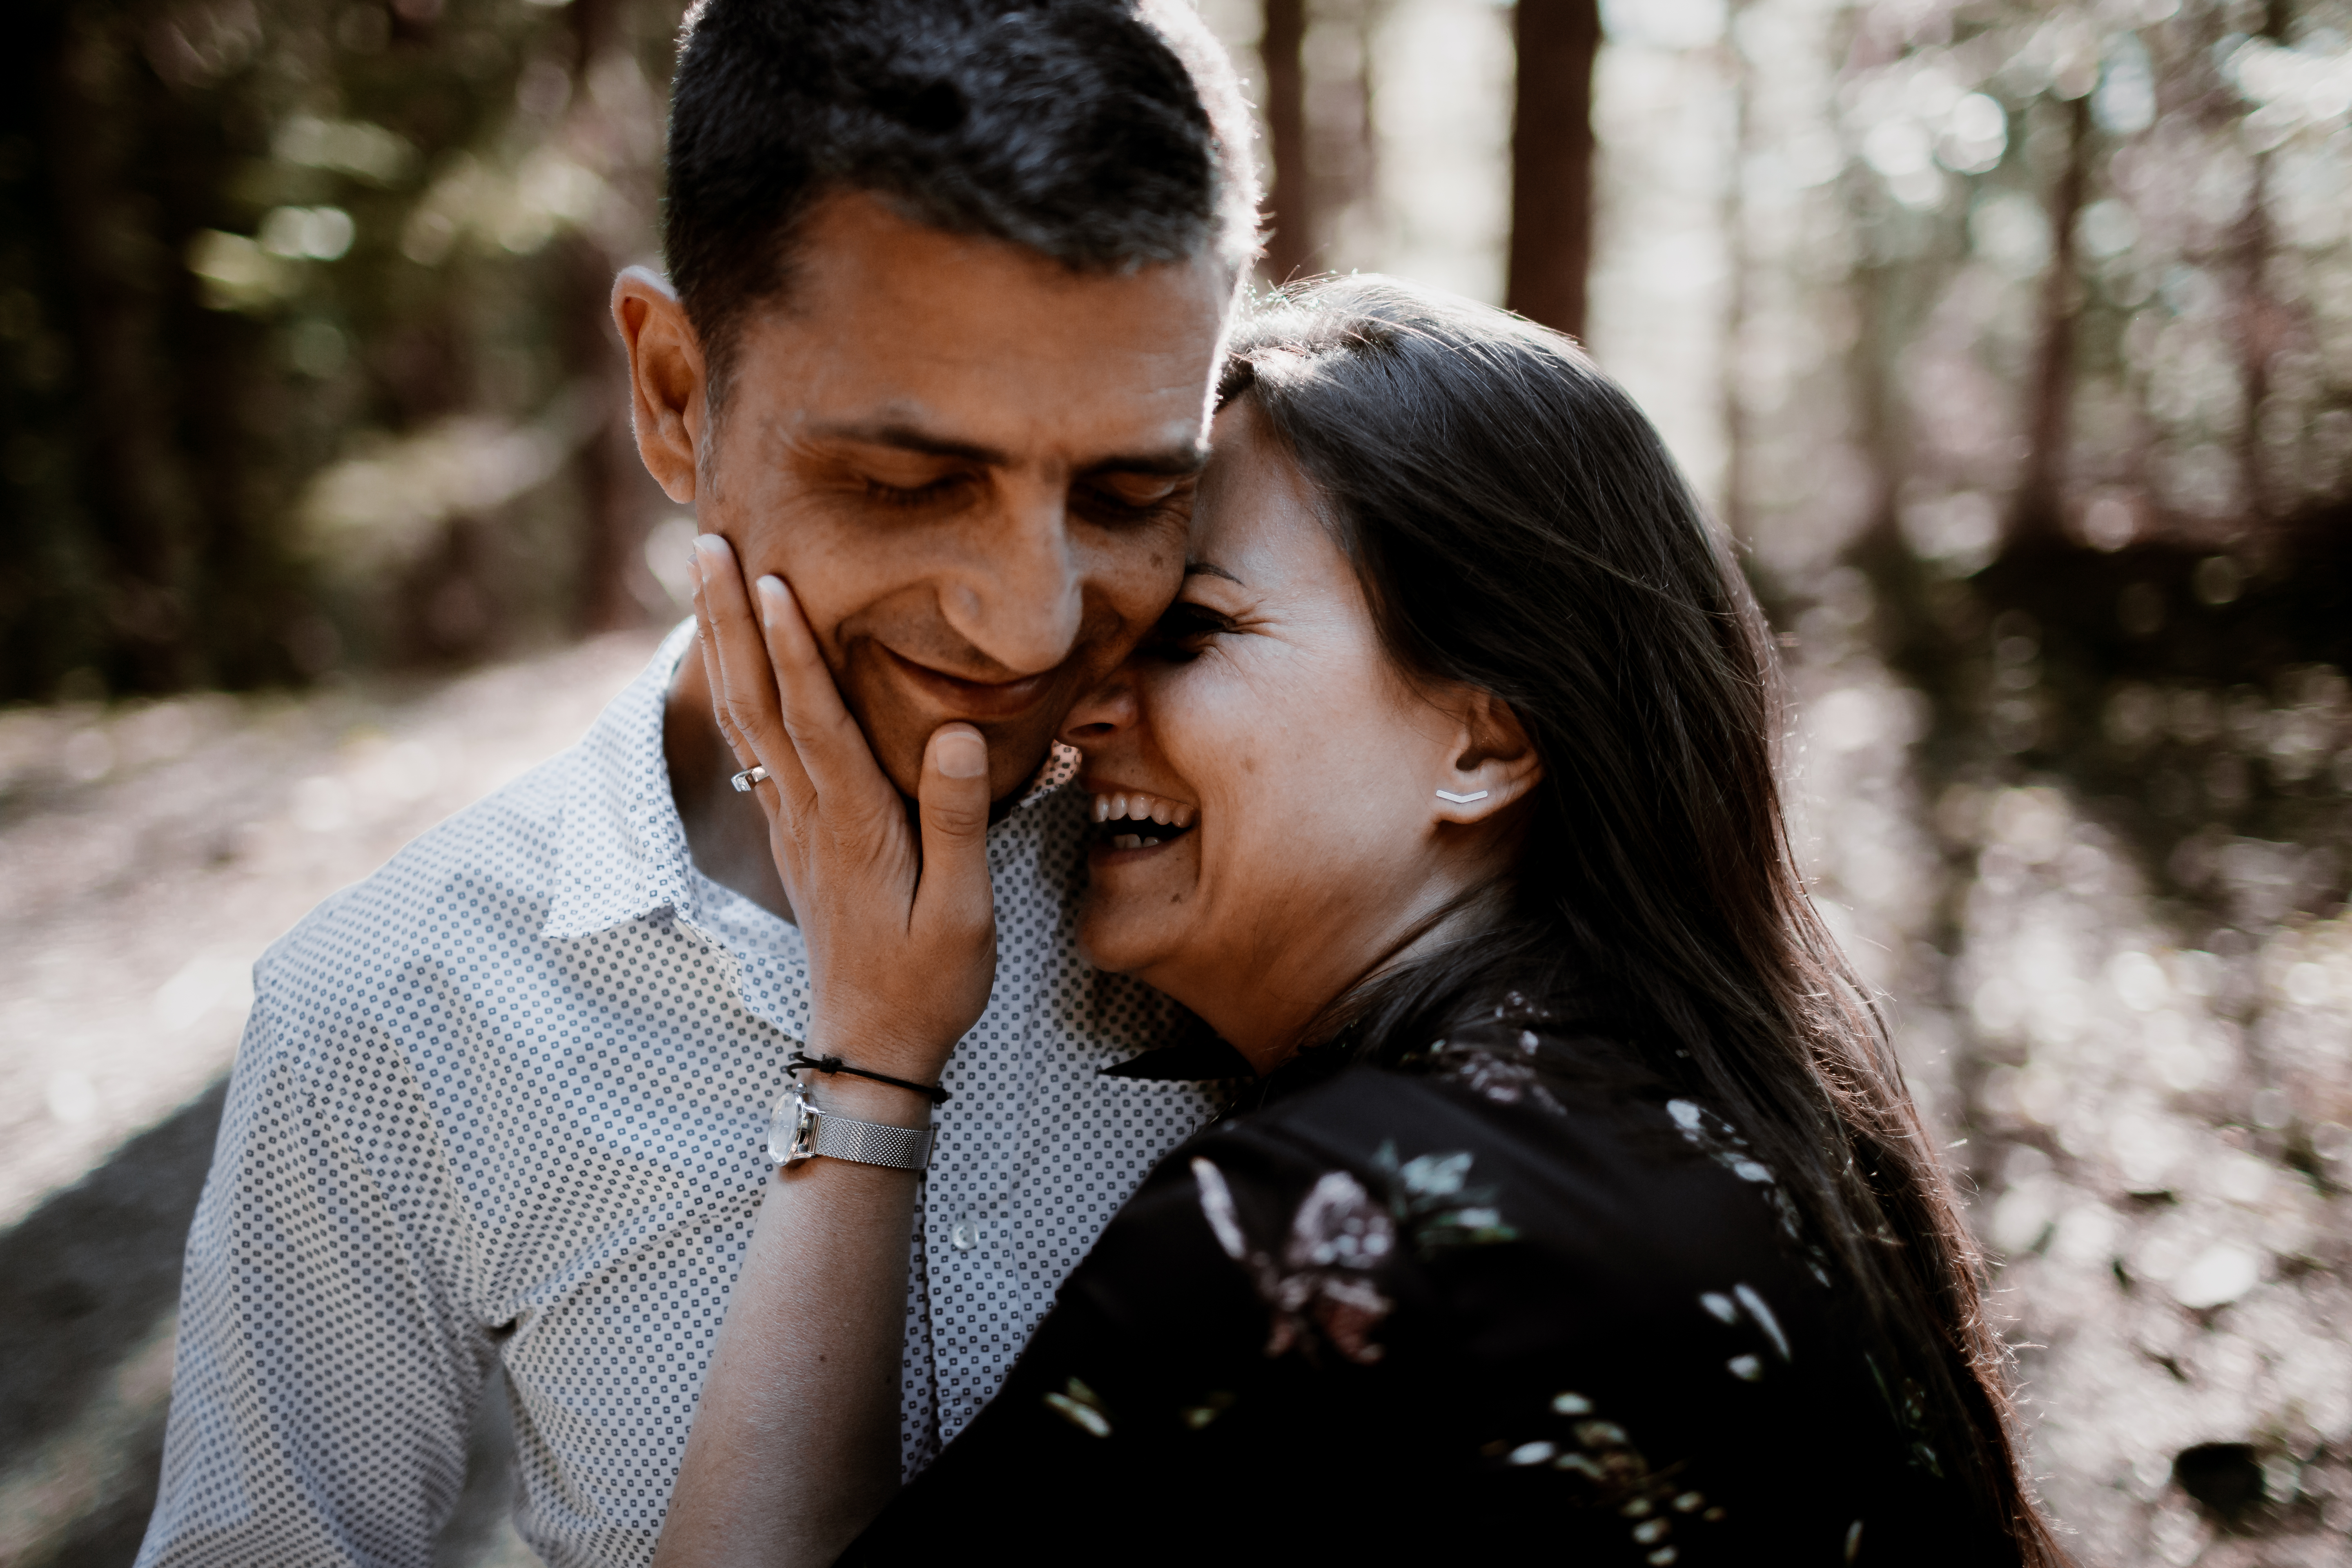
<box><xmin>1089</xmin><ymin>786</ymin><xmax>1197</xmax><ymax>850</ymax></box>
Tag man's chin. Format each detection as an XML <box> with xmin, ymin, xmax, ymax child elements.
<box><xmin>980</xmin><ymin>726</ymin><xmax>1064</xmax><ymax>804</ymax></box>
<box><xmin>858</xmin><ymin>707</ymin><xmax>1059</xmax><ymax>805</ymax></box>
<box><xmin>846</xmin><ymin>661</ymin><xmax>1071</xmax><ymax>803</ymax></box>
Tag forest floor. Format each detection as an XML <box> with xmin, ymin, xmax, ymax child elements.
<box><xmin>0</xmin><ymin>628</ymin><xmax>663</xmax><ymax>1567</ymax></box>
<box><xmin>1780</xmin><ymin>631</ymin><xmax>2352</xmax><ymax>1568</ymax></box>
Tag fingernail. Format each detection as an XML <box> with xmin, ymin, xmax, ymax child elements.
<box><xmin>694</xmin><ymin>532</ymin><xmax>728</xmax><ymax>561</ymax></box>
<box><xmin>936</xmin><ymin>729</ymin><xmax>988</xmax><ymax>779</ymax></box>
<box><xmin>755</xmin><ymin>575</ymin><xmax>788</xmax><ymax>628</ymax></box>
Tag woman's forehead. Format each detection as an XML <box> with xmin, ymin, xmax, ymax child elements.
<box><xmin>1193</xmin><ymin>404</ymin><xmax>1331</xmax><ymax>581</ymax></box>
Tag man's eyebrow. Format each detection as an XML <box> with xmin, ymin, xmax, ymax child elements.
<box><xmin>806</xmin><ymin>422</ymin><xmax>1206</xmax><ymax>480</ymax></box>
<box><xmin>1184</xmin><ymin>560</ymin><xmax>1243</xmax><ymax>584</ymax></box>
<box><xmin>1078</xmin><ymin>443</ymin><xmax>1209</xmax><ymax>479</ymax></box>
<box><xmin>808</xmin><ymin>421</ymin><xmax>1009</xmax><ymax>466</ymax></box>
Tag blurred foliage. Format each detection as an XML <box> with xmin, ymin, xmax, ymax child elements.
<box><xmin>0</xmin><ymin>0</ymin><xmax>684</xmax><ymax>701</ymax></box>
<box><xmin>1724</xmin><ymin>0</ymin><xmax>2352</xmax><ymax>558</ymax></box>
<box><xmin>1707</xmin><ymin>0</ymin><xmax>2352</xmax><ymax>967</ymax></box>
<box><xmin>1703</xmin><ymin>1</ymin><xmax>2352</xmax><ymax>1555</ymax></box>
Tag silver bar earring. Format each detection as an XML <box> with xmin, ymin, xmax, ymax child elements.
<box><xmin>1435</xmin><ymin>788</ymin><xmax>1490</xmax><ymax>804</ymax></box>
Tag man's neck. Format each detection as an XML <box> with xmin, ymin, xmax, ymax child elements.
<box><xmin>664</xmin><ymin>652</ymin><xmax>796</xmax><ymax>923</ymax></box>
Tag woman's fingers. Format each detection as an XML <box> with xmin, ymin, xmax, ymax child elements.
<box><xmin>690</xmin><ymin>598</ymin><xmax>791</xmax><ymax>849</ymax></box>
<box><xmin>753</xmin><ymin>574</ymin><xmax>894</xmax><ymax>809</ymax></box>
<box><xmin>913</xmin><ymin>724</ymin><xmax>996</xmax><ymax>949</ymax></box>
<box><xmin>689</xmin><ymin>577</ymin><xmax>749</xmax><ymax>760</ymax></box>
<box><xmin>693</xmin><ymin>535</ymin><xmax>815</xmax><ymax>814</ymax></box>
<box><xmin>685</xmin><ymin>541</ymin><xmax>991</xmax><ymax>1077</ymax></box>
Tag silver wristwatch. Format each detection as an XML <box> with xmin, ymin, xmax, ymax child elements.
<box><xmin>767</xmin><ymin>1079</ymin><xmax>935</xmax><ymax>1172</ymax></box>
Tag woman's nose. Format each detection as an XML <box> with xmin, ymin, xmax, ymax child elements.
<box><xmin>1058</xmin><ymin>671</ymin><xmax>1138</xmax><ymax>746</ymax></box>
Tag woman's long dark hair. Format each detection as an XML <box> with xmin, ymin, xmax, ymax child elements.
<box><xmin>1224</xmin><ymin>276</ymin><xmax>2065</xmax><ymax>1565</ymax></box>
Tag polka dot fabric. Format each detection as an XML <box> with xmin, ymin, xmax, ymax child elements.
<box><xmin>138</xmin><ymin>622</ymin><xmax>1221</xmax><ymax>1568</ymax></box>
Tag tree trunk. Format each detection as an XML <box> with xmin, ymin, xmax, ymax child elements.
<box><xmin>1506</xmin><ymin>0</ymin><xmax>1599</xmax><ymax>340</ymax></box>
<box><xmin>2011</xmin><ymin>91</ymin><xmax>2091</xmax><ymax>548</ymax></box>
<box><xmin>1260</xmin><ymin>0</ymin><xmax>1310</xmax><ymax>285</ymax></box>
<box><xmin>43</xmin><ymin>9</ymin><xmax>206</xmax><ymax>692</ymax></box>
<box><xmin>566</xmin><ymin>0</ymin><xmax>662</xmax><ymax>634</ymax></box>
<box><xmin>2235</xmin><ymin>0</ymin><xmax>2292</xmax><ymax>527</ymax></box>
<box><xmin>1720</xmin><ymin>0</ymin><xmax>1754</xmax><ymax>542</ymax></box>
<box><xmin>561</xmin><ymin>234</ymin><xmax>653</xmax><ymax>636</ymax></box>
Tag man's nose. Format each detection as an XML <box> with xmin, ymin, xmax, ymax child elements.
<box><xmin>943</xmin><ymin>486</ymin><xmax>1086</xmax><ymax>677</ymax></box>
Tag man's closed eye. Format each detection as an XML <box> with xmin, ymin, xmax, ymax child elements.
<box><xmin>1074</xmin><ymin>476</ymin><xmax>1192</xmax><ymax>529</ymax></box>
<box><xmin>863</xmin><ymin>472</ymin><xmax>979</xmax><ymax>510</ymax></box>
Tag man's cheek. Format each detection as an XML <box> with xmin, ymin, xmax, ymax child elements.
<box><xmin>734</xmin><ymin>499</ymin><xmax>865</xmax><ymax>666</ymax></box>
<box><xmin>780</xmin><ymin>588</ymin><xmax>859</xmax><ymax>681</ymax></box>
<box><xmin>1092</xmin><ymin>523</ymin><xmax>1187</xmax><ymax>610</ymax></box>
<box><xmin>835</xmin><ymin>650</ymin><xmax>900</xmax><ymax>730</ymax></box>
<box><xmin>1098</xmin><ymin>561</ymin><xmax>1188</xmax><ymax>645</ymax></box>
<box><xmin>849</xmin><ymin>686</ymin><xmax>932</xmax><ymax>793</ymax></box>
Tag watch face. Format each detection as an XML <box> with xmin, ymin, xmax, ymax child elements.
<box><xmin>767</xmin><ymin>1082</ymin><xmax>819</xmax><ymax>1166</ymax></box>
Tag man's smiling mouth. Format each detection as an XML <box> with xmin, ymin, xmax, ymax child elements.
<box><xmin>878</xmin><ymin>643</ymin><xmax>1058</xmax><ymax>720</ymax></box>
<box><xmin>1091</xmin><ymin>787</ymin><xmax>1197</xmax><ymax>850</ymax></box>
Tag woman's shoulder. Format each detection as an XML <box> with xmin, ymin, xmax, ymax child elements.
<box><xmin>1232</xmin><ymin>1020</ymin><xmax>1815</xmax><ymax>1262</ymax></box>
<box><xmin>851</xmin><ymin>1012</ymin><xmax>1987</xmax><ymax>1566</ymax></box>
<box><xmin>939</xmin><ymin>1021</ymin><xmax>1958</xmax><ymax>1564</ymax></box>
<box><xmin>1111</xmin><ymin>1019</ymin><xmax>1831</xmax><ymax>1377</ymax></box>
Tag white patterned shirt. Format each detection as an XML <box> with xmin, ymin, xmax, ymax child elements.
<box><xmin>138</xmin><ymin>622</ymin><xmax>1221</xmax><ymax>1568</ymax></box>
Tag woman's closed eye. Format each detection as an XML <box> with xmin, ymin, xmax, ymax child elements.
<box><xmin>1141</xmin><ymin>600</ymin><xmax>1233</xmax><ymax>662</ymax></box>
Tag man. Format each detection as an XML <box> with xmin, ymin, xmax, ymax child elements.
<box><xmin>137</xmin><ymin>3</ymin><xmax>1258</xmax><ymax>1562</ymax></box>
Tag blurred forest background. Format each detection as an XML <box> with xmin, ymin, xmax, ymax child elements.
<box><xmin>3</xmin><ymin>0</ymin><xmax>2352</xmax><ymax>1564</ymax></box>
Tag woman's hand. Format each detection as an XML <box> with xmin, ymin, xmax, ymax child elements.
<box><xmin>653</xmin><ymin>535</ymin><xmax>993</xmax><ymax>1568</ymax></box>
<box><xmin>690</xmin><ymin>532</ymin><xmax>998</xmax><ymax>1085</ymax></box>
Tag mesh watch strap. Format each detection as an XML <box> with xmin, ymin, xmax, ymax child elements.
<box><xmin>811</xmin><ymin>1114</ymin><xmax>933</xmax><ymax>1170</ymax></box>
<box><xmin>767</xmin><ymin>1082</ymin><xmax>934</xmax><ymax>1172</ymax></box>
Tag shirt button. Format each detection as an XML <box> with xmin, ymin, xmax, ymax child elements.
<box><xmin>951</xmin><ymin>1221</ymin><xmax>978</xmax><ymax>1251</ymax></box>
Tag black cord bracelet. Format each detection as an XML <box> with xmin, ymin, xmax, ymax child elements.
<box><xmin>787</xmin><ymin>1050</ymin><xmax>951</xmax><ymax>1105</ymax></box>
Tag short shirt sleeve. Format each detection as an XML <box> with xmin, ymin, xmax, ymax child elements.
<box><xmin>139</xmin><ymin>992</ymin><xmax>490</xmax><ymax>1568</ymax></box>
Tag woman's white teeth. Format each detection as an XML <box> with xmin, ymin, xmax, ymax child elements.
<box><xmin>1090</xmin><ymin>789</ymin><xmax>1195</xmax><ymax>833</ymax></box>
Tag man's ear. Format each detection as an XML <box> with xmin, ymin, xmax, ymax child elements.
<box><xmin>1431</xmin><ymin>689</ymin><xmax>1543</xmax><ymax>826</ymax></box>
<box><xmin>612</xmin><ymin>265</ymin><xmax>704</xmax><ymax>505</ymax></box>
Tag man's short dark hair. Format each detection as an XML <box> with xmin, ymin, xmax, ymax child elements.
<box><xmin>664</xmin><ymin>0</ymin><xmax>1260</xmax><ymax>395</ymax></box>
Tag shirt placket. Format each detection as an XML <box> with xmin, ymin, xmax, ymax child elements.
<box><xmin>920</xmin><ymin>816</ymin><xmax>1068</xmax><ymax>1446</ymax></box>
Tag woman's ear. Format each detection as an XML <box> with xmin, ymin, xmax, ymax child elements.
<box><xmin>1431</xmin><ymin>689</ymin><xmax>1543</xmax><ymax>826</ymax></box>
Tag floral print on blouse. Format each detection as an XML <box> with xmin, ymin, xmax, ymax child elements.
<box><xmin>841</xmin><ymin>1011</ymin><xmax>1998</xmax><ymax>1567</ymax></box>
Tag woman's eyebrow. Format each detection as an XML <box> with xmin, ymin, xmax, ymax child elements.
<box><xmin>1183</xmin><ymin>560</ymin><xmax>1243</xmax><ymax>584</ymax></box>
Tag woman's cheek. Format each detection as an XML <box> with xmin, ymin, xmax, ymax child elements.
<box><xmin>1074</xmin><ymin>893</ymin><xmax>1143</xmax><ymax>976</ymax></box>
<box><xmin>1079</xmin><ymin>872</ymin><xmax>1194</xmax><ymax>979</ymax></box>
<box><xmin>1161</xmin><ymin>658</ymin><xmax>1261</xmax><ymax>784</ymax></box>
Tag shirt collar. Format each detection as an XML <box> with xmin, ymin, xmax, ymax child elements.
<box><xmin>541</xmin><ymin>617</ymin><xmax>700</xmax><ymax>941</ymax></box>
<box><xmin>541</xmin><ymin>617</ymin><xmax>1080</xmax><ymax>941</ymax></box>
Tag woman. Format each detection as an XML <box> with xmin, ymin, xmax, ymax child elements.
<box><xmin>663</xmin><ymin>277</ymin><xmax>2065</xmax><ymax>1565</ymax></box>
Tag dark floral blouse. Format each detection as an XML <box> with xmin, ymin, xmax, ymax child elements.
<box><xmin>841</xmin><ymin>1010</ymin><xmax>1996</xmax><ymax>1566</ymax></box>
